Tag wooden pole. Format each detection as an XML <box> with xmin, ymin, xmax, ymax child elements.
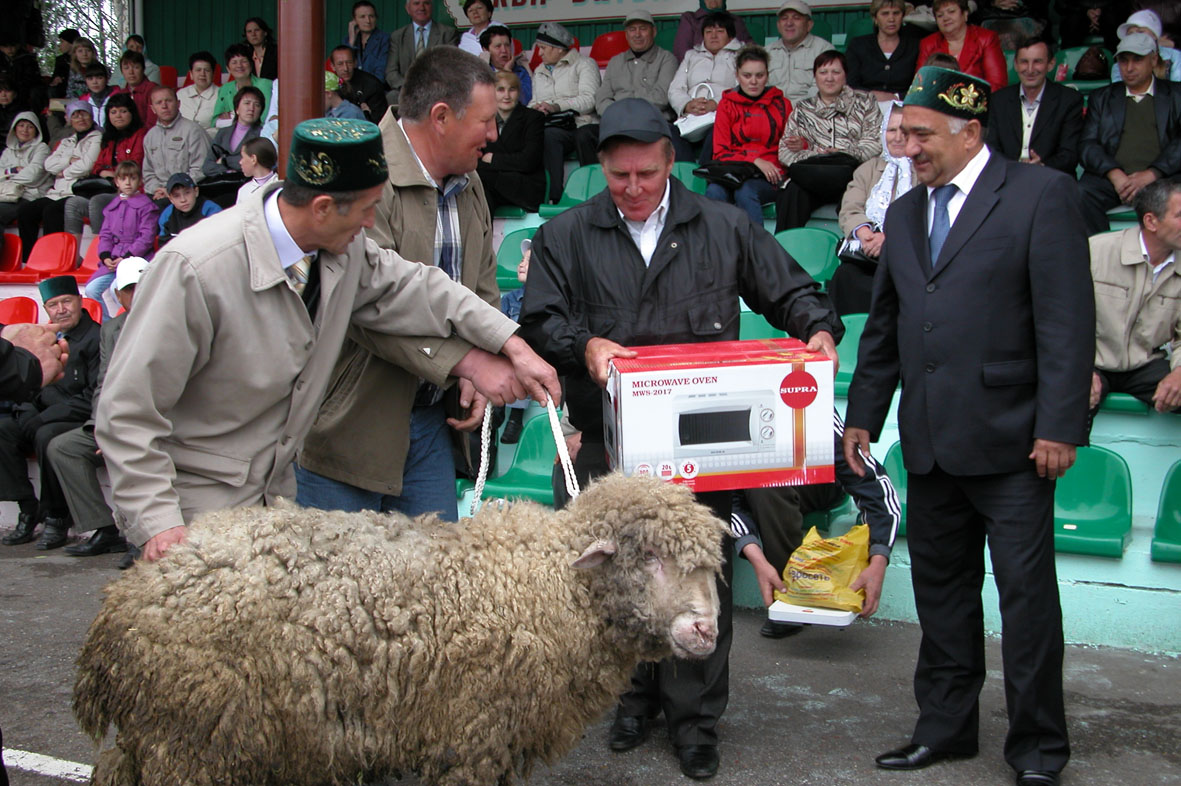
<box><xmin>277</xmin><ymin>0</ymin><xmax>325</xmax><ymax>178</ymax></box>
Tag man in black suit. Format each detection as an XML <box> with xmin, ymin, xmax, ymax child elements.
<box><xmin>844</xmin><ymin>67</ymin><xmax>1094</xmax><ymax>786</ymax></box>
<box><xmin>986</xmin><ymin>37</ymin><xmax>1084</xmax><ymax>175</ymax></box>
<box><xmin>1077</xmin><ymin>32</ymin><xmax>1181</xmax><ymax>234</ymax></box>
<box><xmin>385</xmin><ymin>0</ymin><xmax>459</xmax><ymax>109</ymax></box>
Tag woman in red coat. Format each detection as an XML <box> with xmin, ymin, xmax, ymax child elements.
<box><xmin>917</xmin><ymin>0</ymin><xmax>1008</xmax><ymax>92</ymax></box>
<box><xmin>704</xmin><ymin>44</ymin><xmax>791</xmax><ymax>225</ymax></box>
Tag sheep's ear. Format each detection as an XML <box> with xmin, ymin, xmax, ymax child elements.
<box><xmin>572</xmin><ymin>540</ymin><xmax>616</xmax><ymax>570</ymax></box>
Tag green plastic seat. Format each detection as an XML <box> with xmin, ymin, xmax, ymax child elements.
<box><xmin>833</xmin><ymin>312</ymin><xmax>867</xmax><ymax>398</ymax></box>
<box><xmin>774</xmin><ymin>227</ymin><xmax>841</xmax><ymax>284</ymax></box>
<box><xmin>1055</xmin><ymin>46</ymin><xmax>1113</xmax><ymax>96</ymax></box>
<box><xmin>803</xmin><ymin>495</ymin><xmax>856</xmax><ymax>534</ymax></box>
<box><xmin>493</xmin><ymin>205</ymin><xmax>527</xmax><ymax>218</ymax></box>
<box><xmin>467</xmin><ymin>413</ymin><xmax>558</xmax><ymax>506</ymax></box>
<box><xmin>1151</xmin><ymin>459</ymin><xmax>1181</xmax><ymax>563</ymax></box>
<box><xmin>1004</xmin><ymin>49</ymin><xmax>1018</xmax><ymax>86</ymax></box>
<box><xmin>496</xmin><ymin>226</ymin><xmax>538</xmax><ymax>292</ymax></box>
<box><xmin>537</xmin><ymin>164</ymin><xmax>606</xmax><ymax>218</ymax></box>
<box><xmin>739</xmin><ymin>310</ymin><xmax>787</xmax><ymax>340</ymax></box>
<box><xmin>881</xmin><ymin>441</ymin><xmax>907</xmax><ymax>537</ymax></box>
<box><xmin>1053</xmin><ymin>445</ymin><xmax>1132</xmax><ymax>557</ymax></box>
<box><xmin>1098</xmin><ymin>392</ymin><xmax>1150</xmax><ymax>414</ymax></box>
<box><xmin>672</xmin><ymin>161</ymin><xmax>708</xmax><ymax>194</ymax></box>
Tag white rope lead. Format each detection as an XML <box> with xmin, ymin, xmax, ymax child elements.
<box><xmin>471</xmin><ymin>393</ymin><xmax>578</xmax><ymax>513</ymax></box>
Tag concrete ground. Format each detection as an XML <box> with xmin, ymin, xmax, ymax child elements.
<box><xmin>1</xmin><ymin>538</ymin><xmax>1178</xmax><ymax>786</ymax></box>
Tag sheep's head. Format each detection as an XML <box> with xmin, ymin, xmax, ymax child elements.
<box><xmin>566</xmin><ymin>474</ymin><xmax>727</xmax><ymax>661</ymax></box>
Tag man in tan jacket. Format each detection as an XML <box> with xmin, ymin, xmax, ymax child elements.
<box><xmin>297</xmin><ymin>47</ymin><xmax>501</xmax><ymax>520</ymax></box>
<box><xmin>96</xmin><ymin>117</ymin><xmax>558</xmax><ymax>562</ymax></box>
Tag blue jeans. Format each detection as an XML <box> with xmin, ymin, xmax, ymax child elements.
<box><xmin>84</xmin><ymin>272</ymin><xmax>116</xmax><ymax>318</ymax></box>
<box><xmin>294</xmin><ymin>403</ymin><xmax>458</xmax><ymax>521</ymax></box>
<box><xmin>705</xmin><ymin>178</ymin><xmax>777</xmax><ymax>226</ymax></box>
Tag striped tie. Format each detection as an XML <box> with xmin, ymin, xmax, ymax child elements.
<box><xmin>287</xmin><ymin>254</ymin><xmax>314</xmax><ymax>296</ymax></box>
<box><xmin>416</xmin><ymin>27</ymin><xmax>426</xmax><ymax>54</ymax></box>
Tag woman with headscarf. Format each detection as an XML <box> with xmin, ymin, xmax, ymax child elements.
<box><xmin>673</xmin><ymin>0</ymin><xmax>753</xmax><ymax>61</ymax></box>
<box><xmin>830</xmin><ymin>101</ymin><xmax>913</xmax><ymax>315</ymax></box>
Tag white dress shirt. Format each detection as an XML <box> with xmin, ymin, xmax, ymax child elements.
<box><xmin>263</xmin><ymin>189</ymin><xmax>313</xmax><ymax>272</ymax></box>
<box><xmin>619</xmin><ymin>180</ymin><xmax>671</xmax><ymax>267</ymax></box>
<box><xmin>1019</xmin><ymin>82</ymin><xmax>1046</xmax><ymax>161</ymax></box>
<box><xmin>926</xmin><ymin>145</ymin><xmax>992</xmax><ymax>233</ymax></box>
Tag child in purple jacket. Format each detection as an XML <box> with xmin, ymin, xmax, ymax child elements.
<box><xmin>87</xmin><ymin>159</ymin><xmax>158</xmax><ymax>317</ymax></box>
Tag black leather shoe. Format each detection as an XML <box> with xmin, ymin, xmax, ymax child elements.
<box><xmin>118</xmin><ymin>543</ymin><xmax>140</xmax><ymax>570</ymax></box>
<box><xmin>677</xmin><ymin>744</ymin><xmax>719</xmax><ymax>780</ymax></box>
<box><xmin>1017</xmin><ymin>770</ymin><xmax>1060</xmax><ymax>786</ymax></box>
<box><xmin>35</xmin><ymin>518</ymin><xmax>70</xmax><ymax>550</ymax></box>
<box><xmin>760</xmin><ymin>619</ymin><xmax>805</xmax><ymax>639</ymax></box>
<box><xmin>2</xmin><ymin>513</ymin><xmax>37</xmax><ymax>545</ymax></box>
<box><xmin>65</xmin><ymin>527</ymin><xmax>128</xmax><ymax>557</ymax></box>
<box><xmin>608</xmin><ymin>713</ymin><xmax>651</xmax><ymax>752</ymax></box>
<box><xmin>501</xmin><ymin>413</ymin><xmax>524</xmax><ymax>444</ymax></box>
<box><xmin>875</xmin><ymin>744</ymin><xmax>972</xmax><ymax>770</ymax></box>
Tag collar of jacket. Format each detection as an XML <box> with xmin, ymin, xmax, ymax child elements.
<box><xmin>382</xmin><ymin>115</ymin><xmax>476</xmax><ymax>193</ymax></box>
<box><xmin>557</xmin><ymin>48</ymin><xmax>582</xmax><ymax>67</ymax></box>
<box><xmin>584</xmin><ymin>176</ymin><xmax>701</xmax><ymax>231</ymax></box>
<box><xmin>63</xmin><ymin>309</ymin><xmax>96</xmax><ymax>341</ymax></box>
<box><xmin>626</xmin><ymin>46</ymin><xmax>661</xmax><ymax>63</ymax></box>
<box><xmin>242</xmin><ymin>179</ymin><xmax>345</xmax><ymax>296</ymax></box>
<box><xmin>809</xmin><ymin>85</ymin><xmax>859</xmax><ymax>118</ymax></box>
<box><xmin>693</xmin><ymin>39</ymin><xmax>742</xmax><ymax>55</ymax></box>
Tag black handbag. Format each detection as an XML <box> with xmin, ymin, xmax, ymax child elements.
<box><xmin>544</xmin><ymin>110</ymin><xmax>577</xmax><ymax>131</ymax></box>
<box><xmin>71</xmin><ymin>176</ymin><xmax>116</xmax><ymax>199</ymax></box>
<box><xmin>693</xmin><ymin>161</ymin><xmax>762</xmax><ymax>189</ymax></box>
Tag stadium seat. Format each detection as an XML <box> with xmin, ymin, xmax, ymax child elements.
<box><xmin>671</xmin><ymin>161</ymin><xmax>708</xmax><ymax>194</ymax></box>
<box><xmin>833</xmin><ymin>312</ymin><xmax>866</xmax><ymax>397</ymax></box>
<box><xmin>1151</xmin><ymin>459</ymin><xmax>1181</xmax><ymax>563</ymax></box>
<box><xmin>496</xmin><ymin>226</ymin><xmax>538</xmax><ymax>291</ymax></box>
<box><xmin>1055</xmin><ymin>45</ymin><xmax>1113</xmax><ymax>96</ymax></box>
<box><xmin>1099</xmin><ymin>392</ymin><xmax>1150</xmax><ymax>414</ymax></box>
<box><xmin>538</xmin><ymin>163</ymin><xmax>606</xmax><ymax>217</ymax></box>
<box><xmin>0</xmin><ymin>296</ymin><xmax>40</xmax><ymax>325</ymax></box>
<box><xmin>81</xmin><ymin>297</ymin><xmax>103</xmax><ymax>323</ymax></box>
<box><xmin>1003</xmin><ymin>50</ymin><xmax>1018</xmax><ymax>86</ymax></box>
<box><xmin>493</xmin><ymin>205</ymin><xmax>528</xmax><ymax>218</ymax></box>
<box><xmin>589</xmin><ymin>31</ymin><xmax>629</xmax><ymax>67</ymax></box>
<box><xmin>881</xmin><ymin>441</ymin><xmax>906</xmax><ymax>536</ymax></box>
<box><xmin>458</xmin><ymin>413</ymin><xmax>558</xmax><ymax>506</ymax></box>
<box><xmin>0</xmin><ymin>234</ymin><xmax>39</xmax><ymax>284</ymax></box>
<box><xmin>72</xmin><ymin>238</ymin><xmax>101</xmax><ymax>284</ymax></box>
<box><xmin>1053</xmin><ymin>445</ymin><xmax>1133</xmax><ymax>557</ymax></box>
<box><xmin>802</xmin><ymin>495</ymin><xmax>856</xmax><ymax>534</ymax></box>
<box><xmin>774</xmin><ymin>227</ymin><xmax>840</xmax><ymax>284</ymax></box>
<box><xmin>529</xmin><ymin>36</ymin><xmax>579</xmax><ymax>72</ymax></box>
<box><xmin>158</xmin><ymin>64</ymin><xmax>179</xmax><ymax>89</ymax></box>
<box><xmin>24</xmin><ymin>233</ymin><xmax>78</xmax><ymax>279</ymax></box>
<box><xmin>739</xmin><ymin>310</ymin><xmax>786</xmax><ymax>340</ymax></box>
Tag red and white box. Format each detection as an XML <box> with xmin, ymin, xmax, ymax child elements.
<box><xmin>605</xmin><ymin>338</ymin><xmax>834</xmax><ymax>493</ymax></box>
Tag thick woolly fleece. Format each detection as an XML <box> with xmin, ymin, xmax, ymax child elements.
<box><xmin>74</xmin><ymin>473</ymin><xmax>727</xmax><ymax>786</ymax></box>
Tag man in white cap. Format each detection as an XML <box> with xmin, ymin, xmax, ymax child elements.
<box><xmin>1077</xmin><ymin>31</ymin><xmax>1181</xmax><ymax>234</ymax></box>
<box><xmin>1111</xmin><ymin>10</ymin><xmax>1180</xmax><ymax>82</ymax></box>
<box><xmin>47</xmin><ymin>257</ymin><xmax>149</xmax><ymax>562</ymax></box>
<box><xmin>767</xmin><ymin>0</ymin><xmax>832</xmax><ymax>103</ymax></box>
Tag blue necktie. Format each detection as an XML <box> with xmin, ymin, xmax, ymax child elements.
<box><xmin>929</xmin><ymin>183</ymin><xmax>957</xmax><ymax>266</ymax></box>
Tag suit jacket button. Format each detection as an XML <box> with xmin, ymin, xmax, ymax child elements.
<box><xmin>925</xmin><ymin>363</ymin><xmax>935</xmax><ymax>373</ymax></box>
<box><xmin>923</xmin><ymin>322</ymin><xmax>932</xmax><ymax>331</ymax></box>
<box><xmin>926</xmin><ymin>283</ymin><xmax>936</xmax><ymax>292</ymax></box>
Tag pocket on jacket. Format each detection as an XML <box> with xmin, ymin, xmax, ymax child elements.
<box><xmin>981</xmin><ymin>359</ymin><xmax>1036</xmax><ymax>387</ymax></box>
<box><xmin>164</xmin><ymin>440</ymin><xmax>251</xmax><ymax>487</ymax></box>
<box><xmin>1093</xmin><ymin>279</ymin><xmax>1129</xmax><ymax>301</ymax></box>
<box><xmin>687</xmin><ymin>301</ymin><xmax>734</xmax><ymax>337</ymax></box>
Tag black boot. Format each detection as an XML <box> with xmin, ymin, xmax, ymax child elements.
<box><xmin>65</xmin><ymin>525</ymin><xmax>128</xmax><ymax>557</ymax></box>
<box><xmin>117</xmin><ymin>542</ymin><xmax>141</xmax><ymax>570</ymax></box>
<box><xmin>2</xmin><ymin>513</ymin><xmax>38</xmax><ymax>546</ymax></box>
<box><xmin>35</xmin><ymin>517</ymin><xmax>70</xmax><ymax>550</ymax></box>
<box><xmin>501</xmin><ymin>408</ymin><xmax>525</xmax><ymax>444</ymax></box>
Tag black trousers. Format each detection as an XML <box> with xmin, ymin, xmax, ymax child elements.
<box><xmin>0</xmin><ymin>417</ymin><xmax>79</xmax><ymax>517</ymax></box>
<box><xmin>556</xmin><ymin>441</ymin><xmax>734</xmax><ymax>749</ymax></box>
<box><xmin>744</xmin><ymin>483</ymin><xmax>846</xmax><ymax>571</ymax></box>
<box><xmin>16</xmin><ymin>196</ymin><xmax>68</xmax><ymax>264</ymax></box>
<box><xmin>1077</xmin><ymin>171</ymin><xmax>1121</xmax><ymax>236</ymax></box>
<box><xmin>827</xmin><ymin>258</ymin><xmax>878</xmax><ymax>317</ymax></box>
<box><xmin>543</xmin><ymin>126</ymin><xmax>577</xmax><ymax>203</ymax></box>
<box><xmin>774</xmin><ymin>153</ymin><xmax>859</xmax><ymax>233</ymax></box>
<box><xmin>906</xmin><ymin>464</ymin><xmax>1069</xmax><ymax>773</ymax></box>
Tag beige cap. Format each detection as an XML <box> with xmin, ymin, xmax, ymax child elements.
<box><xmin>624</xmin><ymin>9</ymin><xmax>656</xmax><ymax>27</ymax></box>
<box><xmin>778</xmin><ymin>0</ymin><xmax>813</xmax><ymax>17</ymax></box>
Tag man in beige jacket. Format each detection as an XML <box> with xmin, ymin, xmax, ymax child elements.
<box><xmin>96</xmin><ymin>118</ymin><xmax>558</xmax><ymax>562</ymax></box>
<box><xmin>297</xmin><ymin>47</ymin><xmax>500</xmax><ymax>520</ymax></box>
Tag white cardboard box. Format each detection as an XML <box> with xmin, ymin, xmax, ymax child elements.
<box><xmin>768</xmin><ymin>600</ymin><xmax>857</xmax><ymax>627</ymax></box>
<box><xmin>605</xmin><ymin>338</ymin><xmax>834</xmax><ymax>493</ymax></box>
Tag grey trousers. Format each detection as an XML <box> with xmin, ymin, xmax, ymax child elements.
<box><xmin>62</xmin><ymin>193</ymin><xmax>117</xmax><ymax>235</ymax></box>
<box><xmin>46</xmin><ymin>426</ymin><xmax>114</xmax><ymax>533</ymax></box>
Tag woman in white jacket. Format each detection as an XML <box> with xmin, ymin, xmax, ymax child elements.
<box><xmin>16</xmin><ymin>100</ymin><xmax>102</xmax><ymax>264</ymax></box>
<box><xmin>0</xmin><ymin>111</ymin><xmax>52</xmax><ymax>228</ymax></box>
<box><xmin>528</xmin><ymin>21</ymin><xmax>601</xmax><ymax>203</ymax></box>
<box><xmin>668</xmin><ymin>12</ymin><xmax>741</xmax><ymax>163</ymax></box>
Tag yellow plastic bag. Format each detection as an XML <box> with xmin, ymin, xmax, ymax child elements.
<box><xmin>773</xmin><ymin>524</ymin><xmax>870</xmax><ymax>612</ymax></box>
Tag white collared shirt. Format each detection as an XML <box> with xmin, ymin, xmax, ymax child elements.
<box><xmin>263</xmin><ymin>189</ymin><xmax>314</xmax><ymax>271</ymax></box>
<box><xmin>1019</xmin><ymin>82</ymin><xmax>1046</xmax><ymax>161</ymax></box>
<box><xmin>1139</xmin><ymin>230</ymin><xmax>1176</xmax><ymax>283</ymax></box>
<box><xmin>926</xmin><ymin>145</ymin><xmax>991</xmax><ymax>233</ymax></box>
<box><xmin>619</xmin><ymin>180</ymin><xmax>671</xmax><ymax>267</ymax></box>
<box><xmin>1127</xmin><ymin>76</ymin><xmax>1156</xmax><ymax>103</ymax></box>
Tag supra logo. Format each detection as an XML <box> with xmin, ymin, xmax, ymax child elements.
<box><xmin>779</xmin><ymin>370</ymin><xmax>818</xmax><ymax>408</ymax></box>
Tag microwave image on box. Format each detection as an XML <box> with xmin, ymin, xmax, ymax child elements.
<box><xmin>674</xmin><ymin>393</ymin><xmax>777</xmax><ymax>458</ymax></box>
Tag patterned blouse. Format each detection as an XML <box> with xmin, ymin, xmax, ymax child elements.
<box><xmin>777</xmin><ymin>86</ymin><xmax>882</xmax><ymax>168</ymax></box>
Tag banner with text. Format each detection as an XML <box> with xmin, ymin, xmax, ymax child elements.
<box><xmin>443</xmin><ymin>0</ymin><xmax>856</xmax><ymax>26</ymax></box>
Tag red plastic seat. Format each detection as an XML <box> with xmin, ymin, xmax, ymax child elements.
<box><xmin>24</xmin><ymin>232</ymin><xmax>78</xmax><ymax>280</ymax></box>
<box><xmin>81</xmin><ymin>297</ymin><xmax>103</xmax><ymax>323</ymax></box>
<box><xmin>158</xmin><ymin>65</ymin><xmax>179</xmax><ymax>89</ymax></box>
<box><xmin>182</xmin><ymin>63</ymin><xmax>223</xmax><ymax>87</ymax></box>
<box><xmin>0</xmin><ymin>234</ymin><xmax>39</xmax><ymax>284</ymax></box>
<box><xmin>589</xmin><ymin>31</ymin><xmax>628</xmax><ymax>68</ymax></box>
<box><xmin>72</xmin><ymin>238</ymin><xmax>101</xmax><ymax>284</ymax></box>
<box><xmin>529</xmin><ymin>36</ymin><xmax>580</xmax><ymax>73</ymax></box>
<box><xmin>0</xmin><ymin>296</ymin><xmax>40</xmax><ymax>325</ymax></box>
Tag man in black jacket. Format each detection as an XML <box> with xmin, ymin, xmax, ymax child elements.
<box><xmin>0</xmin><ymin>276</ymin><xmax>101</xmax><ymax>550</ymax></box>
<box><xmin>1077</xmin><ymin>32</ymin><xmax>1181</xmax><ymax>234</ymax></box>
<box><xmin>518</xmin><ymin>98</ymin><xmax>841</xmax><ymax>781</ymax></box>
<box><xmin>330</xmin><ymin>45</ymin><xmax>389</xmax><ymax>123</ymax></box>
<box><xmin>986</xmin><ymin>37</ymin><xmax>1084</xmax><ymax>175</ymax></box>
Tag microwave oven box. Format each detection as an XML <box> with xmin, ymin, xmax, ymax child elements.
<box><xmin>604</xmin><ymin>338</ymin><xmax>834</xmax><ymax>493</ymax></box>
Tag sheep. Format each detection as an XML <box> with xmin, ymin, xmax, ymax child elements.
<box><xmin>74</xmin><ymin>473</ymin><xmax>727</xmax><ymax>786</ymax></box>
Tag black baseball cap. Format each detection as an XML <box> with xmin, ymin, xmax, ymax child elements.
<box><xmin>597</xmin><ymin>98</ymin><xmax>671</xmax><ymax>150</ymax></box>
<box><xmin>167</xmin><ymin>173</ymin><xmax>196</xmax><ymax>191</ymax></box>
